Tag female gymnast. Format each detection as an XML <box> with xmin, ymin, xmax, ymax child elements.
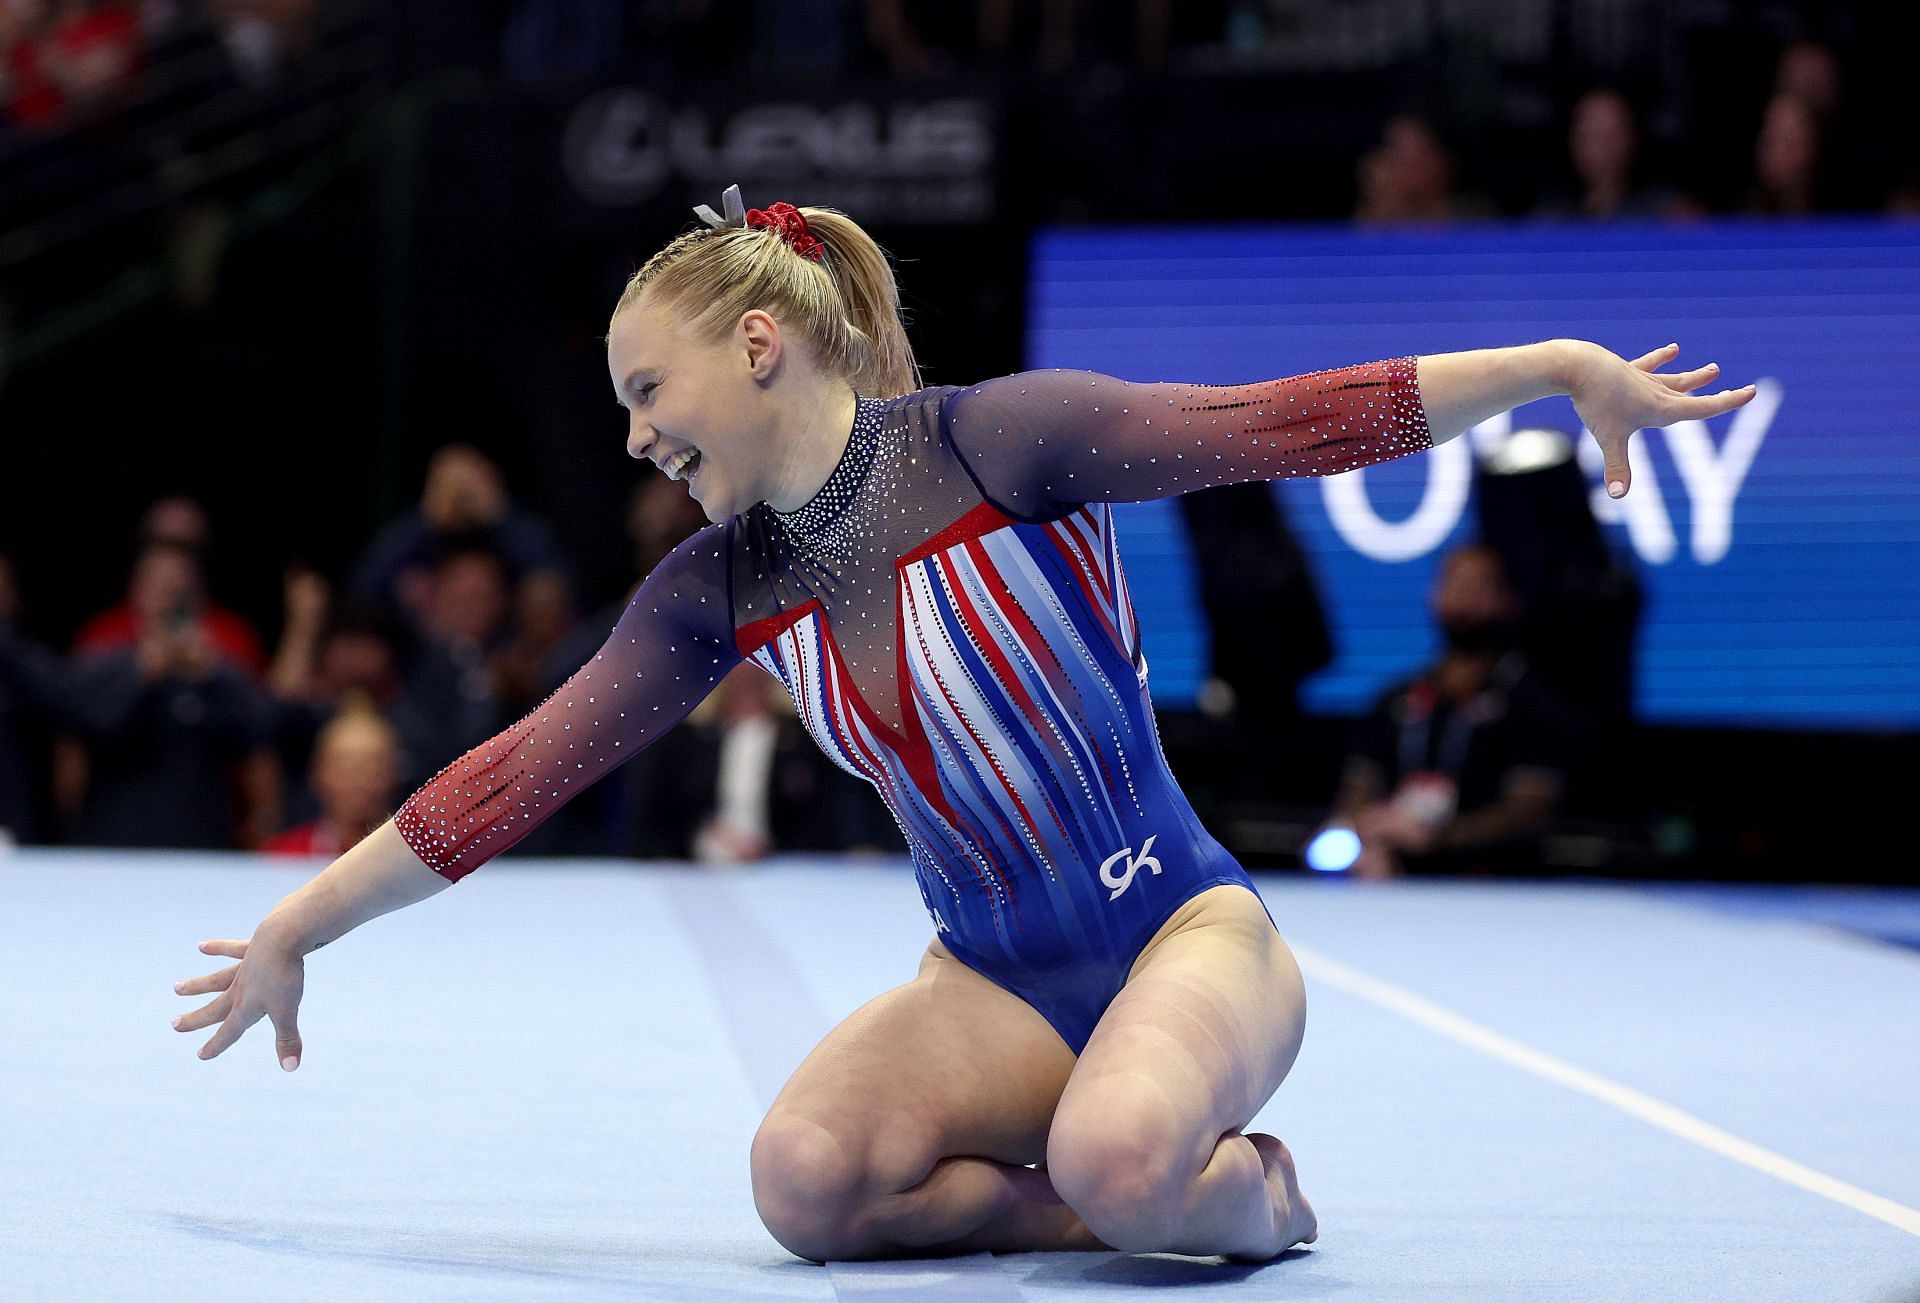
<box><xmin>173</xmin><ymin>186</ymin><xmax>1755</xmax><ymax>1263</ymax></box>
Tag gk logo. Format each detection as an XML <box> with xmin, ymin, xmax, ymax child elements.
<box><xmin>1100</xmin><ymin>835</ymin><xmax>1162</xmax><ymax>901</ymax></box>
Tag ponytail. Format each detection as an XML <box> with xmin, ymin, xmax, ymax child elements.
<box><xmin>613</xmin><ymin>201</ymin><xmax>921</xmax><ymax>398</ymax></box>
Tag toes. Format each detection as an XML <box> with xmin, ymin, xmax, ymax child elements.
<box><xmin>1246</xmin><ymin>1133</ymin><xmax>1317</xmax><ymax>1249</ymax></box>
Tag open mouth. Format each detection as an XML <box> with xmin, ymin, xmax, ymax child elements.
<box><xmin>660</xmin><ymin>448</ymin><xmax>702</xmax><ymax>483</ymax></box>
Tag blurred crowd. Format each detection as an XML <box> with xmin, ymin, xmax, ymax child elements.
<box><xmin>0</xmin><ymin>0</ymin><xmax>320</xmax><ymax>135</ymax></box>
<box><xmin>5</xmin><ymin>3</ymin><xmax>1912</xmax><ymax>222</ymax></box>
<box><xmin>0</xmin><ymin>5</ymin><xmax>1890</xmax><ymax>877</ymax></box>
<box><xmin>486</xmin><ymin>2</ymin><xmax>1912</xmax><ymax>219</ymax></box>
<box><xmin>0</xmin><ymin>452</ymin><xmax>895</xmax><ymax>864</ymax></box>
<box><xmin>0</xmin><ymin>437</ymin><xmax>1616</xmax><ymax>881</ymax></box>
<box><xmin>1349</xmin><ymin>43</ymin><xmax>1909</xmax><ymax>223</ymax></box>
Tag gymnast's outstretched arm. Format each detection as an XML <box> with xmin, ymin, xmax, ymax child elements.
<box><xmin>943</xmin><ymin>339</ymin><xmax>1754</xmax><ymax>512</ymax></box>
<box><xmin>172</xmin><ymin>525</ymin><xmax>741</xmax><ymax>1069</ymax></box>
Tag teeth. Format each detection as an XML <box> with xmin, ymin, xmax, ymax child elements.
<box><xmin>661</xmin><ymin>448</ymin><xmax>699</xmax><ymax>481</ymax></box>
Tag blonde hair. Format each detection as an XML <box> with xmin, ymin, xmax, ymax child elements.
<box><xmin>318</xmin><ymin>694</ymin><xmax>399</xmax><ymax>755</ymax></box>
<box><xmin>612</xmin><ymin>205</ymin><xmax>921</xmax><ymax>398</ymax></box>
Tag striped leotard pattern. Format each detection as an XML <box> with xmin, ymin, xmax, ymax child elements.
<box><xmin>394</xmin><ymin>359</ymin><xmax>1435</xmax><ymax>1048</ymax></box>
<box><xmin>735</xmin><ymin>496</ymin><xmax>1249</xmax><ymax>1048</ymax></box>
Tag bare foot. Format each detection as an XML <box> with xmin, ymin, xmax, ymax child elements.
<box><xmin>1230</xmin><ymin>1133</ymin><xmax>1317</xmax><ymax>1261</ymax></box>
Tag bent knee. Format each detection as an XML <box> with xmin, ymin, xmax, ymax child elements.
<box><xmin>1046</xmin><ymin>1103</ymin><xmax>1193</xmax><ymax>1249</ymax></box>
<box><xmin>751</xmin><ymin>1113</ymin><xmax>869</xmax><ymax>1260</ymax></box>
<box><xmin>750</xmin><ymin>1112</ymin><xmax>940</xmax><ymax>1261</ymax></box>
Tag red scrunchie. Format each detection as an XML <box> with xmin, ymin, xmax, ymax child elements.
<box><xmin>745</xmin><ymin>202</ymin><xmax>825</xmax><ymax>262</ymax></box>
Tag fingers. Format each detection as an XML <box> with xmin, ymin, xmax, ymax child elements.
<box><xmin>173</xmin><ymin>989</ymin><xmax>234</xmax><ymax>1034</ymax></box>
<box><xmin>174</xmin><ymin>964</ymin><xmax>239</xmax><ymax>998</ymax></box>
<box><xmin>197</xmin><ymin>1003</ymin><xmax>262</xmax><ymax>1060</ymax></box>
<box><xmin>269</xmin><ymin>1005</ymin><xmax>303</xmax><ymax>1072</ymax></box>
<box><xmin>1694</xmin><ymin>384</ymin><xmax>1758</xmax><ymax>412</ymax></box>
<box><xmin>199</xmin><ymin>939</ymin><xmax>248</xmax><ymax>960</ymax></box>
<box><xmin>1630</xmin><ymin>342</ymin><xmax>1680</xmax><ymax>371</ymax></box>
<box><xmin>1654</xmin><ymin>362</ymin><xmax>1720</xmax><ymax>393</ymax></box>
<box><xmin>1600</xmin><ymin>433</ymin><xmax>1632</xmax><ymax>499</ymax></box>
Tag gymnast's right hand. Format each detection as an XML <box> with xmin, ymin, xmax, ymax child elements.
<box><xmin>172</xmin><ymin>934</ymin><xmax>306</xmax><ymax>1071</ymax></box>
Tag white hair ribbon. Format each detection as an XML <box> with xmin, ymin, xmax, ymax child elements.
<box><xmin>693</xmin><ymin>184</ymin><xmax>747</xmax><ymax>229</ymax></box>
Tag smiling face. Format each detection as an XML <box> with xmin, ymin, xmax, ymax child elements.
<box><xmin>607</xmin><ymin>293</ymin><xmax>779</xmax><ymax>521</ymax></box>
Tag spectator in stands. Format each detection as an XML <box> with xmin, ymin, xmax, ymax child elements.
<box><xmin>490</xmin><ymin>567</ymin><xmax>578</xmax><ymax>717</ymax></box>
<box><xmin>72</xmin><ymin>505</ymin><xmax>268</xmax><ymax>677</ymax></box>
<box><xmin>1744</xmin><ymin>92</ymin><xmax>1829</xmax><ymax>216</ymax></box>
<box><xmin>1324</xmin><ymin>543</ymin><xmax>1589</xmax><ymax>878</ymax></box>
<box><xmin>1352</xmin><ymin>112</ymin><xmax>1497</xmax><ymax>225</ymax></box>
<box><xmin>2</xmin><ymin>0</ymin><xmax>142</xmax><ymax>130</ymax></box>
<box><xmin>140</xmin><ymin>494</ymin><xmax>211</xmax><ymax>551</ymax></box>
<box><xmin>392</xmin><ymin>538</ymin><xmax>511</xmax><ymax>789</ymax></box>
<box><xmin>1770</xmin><ymin>37</ymin><xmax>1886</xmax><ymax>212</ymax></box>
<box><xmin>49</xmin><ymin>0</ymin><xmax>139</xmax><ymax>106</ymax></box>
<box><xmin>264</xmin><ymin>565</ymin><xmax>413</xmax><ymax>830</ymax></box>
<box><xmin>348</xmin><ymin>443</ymin><xmax>572</xmax><ymax>629</ymax></box>
<box><xmin>0</xmin><ymin>549</ymin><xmax>75</xmax><ymax>843</ymax></box>
<box><xmin>2</xmin><ymin>1</ymin><xmax>53</xmax><ymax>127</ymax></box>
<box><xmin>60</xmin><ymin>549</ymin><xmax>274</xmax><ymax>849</ymax></box>
<box><xmin>1531</xmin><ymin>88</ymin><xmax>1700</xmax><ymax>223</ymax></box>
<box><xmin>260</xmin><ymin>704</ymin><xmax>399</xmax><ymax>857</ymax></box>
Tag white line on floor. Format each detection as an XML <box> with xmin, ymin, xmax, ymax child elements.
<box><xmin>1292</xmin><ymin>945</ymin><xmax>1920</xmax><ymax>1239</ymax></box>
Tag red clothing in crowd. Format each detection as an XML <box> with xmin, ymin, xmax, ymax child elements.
<box><xmin>4</xmin><ymin>3</ymin><xmax>142</xmax><ymax>129</ymax></box>
<box><xmin>260</xmin><ymin>820</ymin><xmax>347</xmax><ymax>857</ymax></box>
<box><xmin>71</xmin><ymin>603</ymin><xmax>269</xmax><ymax>676</ymax></box>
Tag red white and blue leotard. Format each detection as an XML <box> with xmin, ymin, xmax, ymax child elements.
<box><xmin>395</xmin><ymin>360</ymin><xmax>1434</xmax><ymax>1050</ymax></box>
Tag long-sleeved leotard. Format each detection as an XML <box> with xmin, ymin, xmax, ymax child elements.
<box><xmin>396</xmin><ymin>358</ymin><xmax>1434</xmax><ymax>1049</ymax></box>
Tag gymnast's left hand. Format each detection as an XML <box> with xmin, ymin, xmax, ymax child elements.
<box><xmin>1563</xmin><ymin>341</ymin><xmax>1756</xmax><ymax>500</ymax></box>
<box><xmin>171</xmin><ymin>934</ymin><xmax>306</xmax><ymax>1071</ymax></box>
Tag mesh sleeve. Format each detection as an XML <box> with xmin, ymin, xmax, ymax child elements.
<box><xmin>394</xmin><ymin>524</ymin><xmax>739</xmax><ymax>882</ymax></box>
<box><xmin>942</xmin><ymin>358</ymin><xmax>1434</xmax><ymax>518</ymax></box>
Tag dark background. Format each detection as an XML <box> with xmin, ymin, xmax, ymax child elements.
<box><xmin>3</xmin><ymin>0</ymin><xmax>1915</xmax><ymax>881</ymax></box>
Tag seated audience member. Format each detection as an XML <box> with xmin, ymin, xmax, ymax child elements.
<box><xmin>1530</xmin><ymin>88</ymin><xmax>1701</xmax><ymax>222</ymax></box>
<box><xmin>264</xmin><ymin>567</ymin><xmax>412</xmax><ymax>827</ymax></box>
<box><xmin>261</xmin><ymin>704</ymin><xmax>399</xmax><ymax>857</ymax></box>
<box><xmin>1326</xmin><ymin>543</ymin><xmax>1590</xmax><ymax>878</ymax></box>
<box><xmin>392</xmin><ymin>538</ymin><xmax>512</xmax><ymax>789</ymax></box>
<box><xmin>1353</xmin><ymin>112</ymin><xmax>1500</xmax><ymax>225</ymax></box>
<box><xmin>1770</xmin><ymin>37</ymin><xmax>1886</xmax><ymax>212</ymax></box>
<box><xmin>347</xmin><ymin>444</ymin><xmax>572</xmax><ymax>627</ymax></box>
<box><xmin>0</xmin><ymin>549</ymin><xmax>76</xmax><ymax>843</ymax></box>
<box><xmin>1744</xmin><ymin>91</ymin><xmax>1832</xmax><ymax>216</ymax></box>
<box><xmin>138</xmin><ymin>494</ymin><xmax>213</xmax><ymax>552</ymax></box>
<box><xmin>490</xmin><ymin>567</ymin><xmax>580</xmax><ymax>717</ymax></box>
<box><xmin>62</xmin><ymin>566</ymin><xmax>274</xmax><ymax>849</ymax></box>
<box><xmin>74</xmin><ymin>521</ymin><xmax>267</xmax><ymax>677</ymax></box>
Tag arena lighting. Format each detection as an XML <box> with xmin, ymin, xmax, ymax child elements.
<box><xmin>1305</xmin><ymin>826</ymin><xmax>1361</xmax><ymax>873</ymax></box>
<box><xmin>1481</xmin><ymin>425</ymin><xmax>1575</xmax><ymax>476</ymax></box>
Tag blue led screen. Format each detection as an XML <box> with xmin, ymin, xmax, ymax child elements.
<box><xmin>1025</xmin><ymin>219</ymin><xmax>1920</xmax><ymax>730</ymax></box>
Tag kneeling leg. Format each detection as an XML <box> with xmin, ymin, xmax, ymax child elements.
<box><xmin>752</xmin><ymin>940</ymin><xmax>1100</xmax><ymax>1261</ymax></box>
<box><xmin>1046</xmin><ymin>886</ymin><xmax>1315</xmax><ymax>1260</ymax></box>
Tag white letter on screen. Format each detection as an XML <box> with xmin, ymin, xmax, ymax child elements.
<box><xmin>1581</xmin><ymin>434</ymin><xmax>1678</xmax><ymax>565</ymax></box>
<box><xmin>1323</xmin><ymin>435</ymin><xmax>1472</xmax><ymax>563</ymax></box>
<box><xmin>1663</xmin><ymin>379</ymin><xmax>1778</xmax><ymax>565</ymax></box>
